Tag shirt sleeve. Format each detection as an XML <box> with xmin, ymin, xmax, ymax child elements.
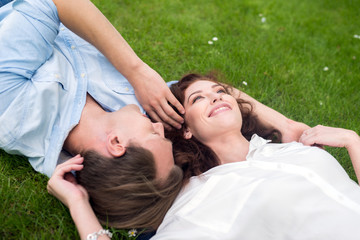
<box><xmin>0</xmin><ymin>0</ymin><xmax>60</xmax><ymax>113</ymax></box>
<box><xmin>0</xmin><ymin>0</ymin><xmax>60</xmax><ymax>79</ymax></box>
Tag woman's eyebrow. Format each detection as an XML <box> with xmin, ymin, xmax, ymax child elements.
<box><xmin>187</xmin><ymin>84</ymin><xmax>222</xmax><ymax>103</ymax></box>
<box><xmin>212</xmin><ymin>84</ymin><xmax>222</xmax><ymax>88</ymax></box>
<box><xmin>187</xmin><ymin>90</ymin><xmax>202</xmax><ymax>103</ymax></box>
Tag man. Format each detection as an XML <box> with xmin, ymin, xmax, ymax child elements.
<box><xmin>0</xmin><ymin>0</ymin><xmax>185</xmax><ymax>177</ymax></box>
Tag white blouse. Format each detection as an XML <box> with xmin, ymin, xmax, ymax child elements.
<box><xmin>152</xmin><ymin>135</ymin><xmax>360</xmax><ymax>240</ymax></box>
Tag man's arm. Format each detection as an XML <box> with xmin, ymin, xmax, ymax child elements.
<box><xmin>230</xmin><ymin>87</ymin><xmax>310</xmax><ymax>142</ymax></box>
<box><xmin>52</xmin><ymin>0</ymin><xmax>184</xmax><ymax>129</ymax></box>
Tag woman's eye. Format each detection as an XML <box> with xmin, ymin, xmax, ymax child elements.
<box><xmin>192</xmin><ymin>96</ymin><xmax>202</xmax><ymax>103</ymax></box>
<box><xmin>217</xmin><ymin>89</ymin><xmax>226</xmax><ymax>94</ymax></box>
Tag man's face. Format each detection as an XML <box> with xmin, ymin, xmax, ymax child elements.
<box><xmin>111</xmin><ymin>105</ymin><xmax>175</xmax><ymax>179</ymax></box>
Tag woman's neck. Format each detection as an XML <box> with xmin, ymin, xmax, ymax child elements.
<box><xmin>206</xmin><ymin>132</ymin><xmax>250</xmax><ymax>165</ymax></box>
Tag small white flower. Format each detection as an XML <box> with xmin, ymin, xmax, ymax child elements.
<box><xmin>261</xmin><ymin>17</ymin><xmax>266</xmax><ymax>23</ymax></box>
<box><xmin>354</xmin><ymin>34</ymin><xmax>360</xmax><ymax>39</ymax></box>
<box><xmin>323</xmin><ymin>66</ymin><xmax>329</xmax><ymax>71</ymax></box>
<box><xmin>208</xmin><ymin>40</ymin><xmax>213</xmax><ymax>45</ymax></box>
<box><xmin>259</xmin><ymin>13</ymin><xmax>263</xmax><ymax>17</ymax></box>
<box><xmin>242</xmin><ymin>81</ymin><xmax>248</xmax><ymax>86</ymax></box>
<box><xmin>319</xmin><ymin>101</ymin><xmax>323</xmax><ymax>106</ymax></box>
<box><xmin>128</xmin><ymin>229</ymin><xmax>137</xmax><ymax>237</ymax></box>
<box><xmin>212</xmin><ymin>37</ymin><xmax>218</xmax><ymax>41</ymax></box>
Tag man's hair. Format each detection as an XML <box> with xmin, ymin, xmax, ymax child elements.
<box><xmin>166</xmin><ymin>73</ymin><xmax>281</xmax><ymax>182</ymax></box>
<box><xmin>77</xmin><ymin>145</ymin><xmax>183</xmax><ymax>231</ymax></box>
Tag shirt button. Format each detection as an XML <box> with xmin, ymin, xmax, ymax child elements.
<box><xmin>60</xmin><ymin>27</ymin><xmax>65</xmax><ymax>31</ymax></box>
<box><xmin>71</xmin><ymin>45</ymin><xmax>76</xmax><ymax>49</ymax></box>
<box><xmin>54</xmin><ymin>74</ymin><xmax>60</xmax><ymax>79</ymax></box>
<box><xmin>124</xmin><ymin>87</ymin><xmax>129</xmax><ymax>92</ymax></box>
<box><xmin>81</xmin><ymin>73</ymin><xmax>86</xmax><ymax>78</ymax></box>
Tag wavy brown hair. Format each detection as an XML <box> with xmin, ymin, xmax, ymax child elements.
<box><xmin>166</xmin><ymin>73</ymin><xmax>281</xmax><ymax>182</ymax></box>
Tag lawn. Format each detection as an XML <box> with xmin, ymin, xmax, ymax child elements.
<box><xmin>1</xmin><ymin>0</ymin><xmax>359</xmax><ymax>239</ymax></box>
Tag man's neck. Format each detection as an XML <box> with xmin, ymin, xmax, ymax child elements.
<box><xmin>64</xmin><ymin>94</ymin><xmax>107</xmax><ymax>155</ymax></box>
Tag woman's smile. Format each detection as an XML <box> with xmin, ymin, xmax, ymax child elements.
<box><xmin>208</xmin><ymin>103</ymin><xmax>232</xmax><ymax>117</ymax></box>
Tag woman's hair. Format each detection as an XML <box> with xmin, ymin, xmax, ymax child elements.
<box><xmin>76</xmin><ymin>145</ymin><xmax>183</xmax><ymax>231</ymax></box>
<box><xmin>166</xmin><ymin>73</ymin><xmax>281</xmax><ymax>182</ymax></box>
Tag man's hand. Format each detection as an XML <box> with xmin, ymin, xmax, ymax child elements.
<box><xmin>131</xmin><ymin>64</ymin><xmax>185</xmax><ymax>129</ymax></box>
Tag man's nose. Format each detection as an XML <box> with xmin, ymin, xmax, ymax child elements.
<box><xmin>153</xmin><ymin>122</ymin><xmax>165</xmax><ymax>137</ymax></box>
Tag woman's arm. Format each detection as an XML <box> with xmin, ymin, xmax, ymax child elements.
<box><xmin>299</xmin><ymin>125</ymin><xmax>360</xmax><ymax>183</ymax></box>
<box><xmin>51</xmin><ymin>0</ymin><xmax>184</xmax><ymax>129</ymax></box>
<box><xmin>47</xmin><ymin>155</ymin><xmax>110</xmax><ymax>240</ymax></box>
<box><xmin>230</xmin><ymin>88</ymin><xmax>310</xmax><ymax>142</ymax></box>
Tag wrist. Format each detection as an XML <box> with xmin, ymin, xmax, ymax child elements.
<box><xmin>69</xmin><ymin>198</ymin><xmax>91</xmax><ymax>218</ymax></box>
<box><xmin>345</xmin><ymin>130</ymin><xmax>360</xmax><ymax>150</ymax></box>
<box><xmin>121</xmin><ymin>59</ymin><xmax>147</xmax><ymax>86</ymax></box>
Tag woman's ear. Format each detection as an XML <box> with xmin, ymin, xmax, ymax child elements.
<box><xmin>183</xmin><ymin>127</ymin><xmax>193</xmax><ymax>139</ymax></box>
<box><xmin>107</xmin><ymin>133</ymin><xmax>126</xmax><ymax>157</ymax></box>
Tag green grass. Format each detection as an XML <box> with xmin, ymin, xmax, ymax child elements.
<box><xmin>1</xmin><ymin>0</ymin><xmax>360</xmax><ymax>238</ymax></box>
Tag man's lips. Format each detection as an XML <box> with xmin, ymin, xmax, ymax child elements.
<box><xmin>208</xmin><ymin>103</ymin><xmax>232</xmax><ymax>117</ymax></box>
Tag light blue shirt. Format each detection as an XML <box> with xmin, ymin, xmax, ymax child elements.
<box><xmin>0</xmin><ymin>0</ymin><xmax>146</xmax><ymax>177</ymax></box>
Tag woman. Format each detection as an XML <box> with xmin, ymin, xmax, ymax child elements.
<box><xmin>152</xmin><ymin>73</ymin><xmax>360</xmax><ymax>239</ymax></box>
<box><xmin>49</xmin><ymin>73</ymin><xmax>360</xmax><ymax>239</ymax></box>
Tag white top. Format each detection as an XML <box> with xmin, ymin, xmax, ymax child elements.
<box><xmin>152</xmin><ymin>135</ymin><xmax>360</xmax><ymax>240</ymax></box>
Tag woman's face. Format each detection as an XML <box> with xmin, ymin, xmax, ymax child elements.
<box><xmin>182</xmin><ymin>80</ymin><xmax>243</xmax><ymax>143</ymax></box>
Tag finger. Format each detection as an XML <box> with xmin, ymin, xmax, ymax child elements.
<box><xmin>55</xmin><ymin>155</ymin><xmax>83</xmax><ymax>170</ymax></box>
<box><xmin>152</xmin><ymin>104</ymin><xmax>182</xmax><ymax>129</ymax></box>
<box><xmin>162</xmin><ymin>121</ymin><xmax>172</xmax><ymax>131</ymax></box>
<box><xmin>299</xmin><ymin>130</ymin><xmax>315</xmax><ymax>146</ymax></box>
<box><xmin>147</xmin><ymin>109</ymin><xmax>176</xmax><ymax>130</ymax></box>
<box><xmin>161</xmin><ymin>100</ymin><xmax>184</xmax><ymax>124</ymax></box>
<box><xmin>166</xmin><ymin>92</ymin><xmax>185</xmax><ymax>115</ymax></box>
<box><xmin>146</xmin><ymin>109</ymin><xmax>163</xmax><ymax>124</ymax></box>
<box><xmin>54</xmin><ymin>163</ymin><xmax>84</xmax><ymax>178</ymax></box>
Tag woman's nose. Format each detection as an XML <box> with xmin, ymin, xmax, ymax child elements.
<box><xmin>211</xmin><ymin>94</ymin><xmax>222</xmax><ymax>104</ymax></box>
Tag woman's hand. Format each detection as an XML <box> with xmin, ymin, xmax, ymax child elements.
<box><xmin>299</xmin><ymin>125</ymin><xmax>360</xmax><ymax>184</ymax></box>
<box><xmin>299</xmin><ymin>125</ymin><xmax>359</xmax><ymax>149</ymax></box>
<box><xmin>130</xmin><ymin>63</ymin><xmax>185</xmax><ymax>130</ymax></box>
<box><xmin>47</xmin><ymin>155</ymin><xmax>110</xmax><ymax>239</ymax></box>
<box><xmin>47</xmin><ymin>154</ymin><xmax>88</xmax><ymax>208</ymax></box>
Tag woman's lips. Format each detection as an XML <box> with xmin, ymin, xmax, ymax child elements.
<box><xmin>208</xmin><ymin>103</ymin><xmax>232</xmax><ymax>117</ymax></box>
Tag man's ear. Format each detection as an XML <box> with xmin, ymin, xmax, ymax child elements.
<box><xmin>107</xmin><ymin>133</ymin><xmax>126</xmax><ymax>157</ymax></box>
<box><xmin>183</xmin><ymin>127</ymin><xmax>193</xmax><ymax>139</ymax></box>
